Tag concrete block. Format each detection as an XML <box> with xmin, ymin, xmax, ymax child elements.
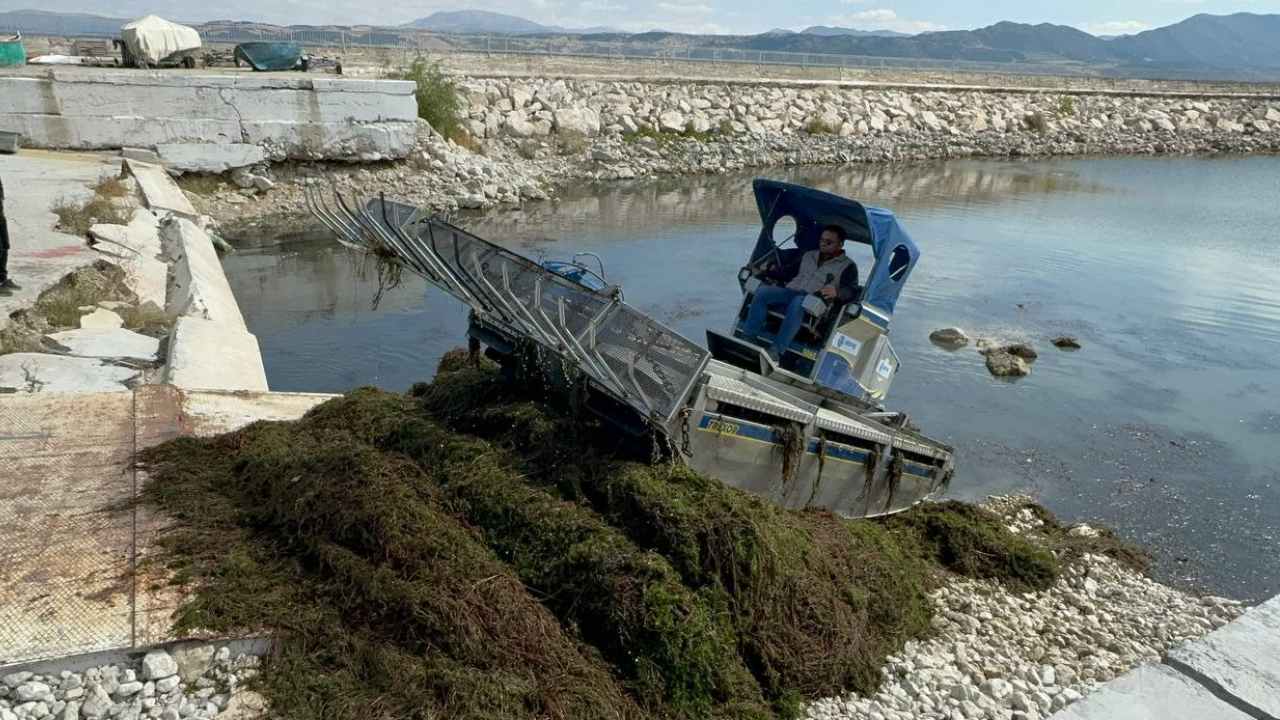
<box><xmin>160</xmin><ymin>217</ymin><xmax>247</xmax><ymax>330</ymax></box>
<box><xmin>122</xmin><ymin>147</ymin><xmax>162</xmax><ymax>164</ymax></box>
<box><xmin>156</xmin><ymin>143</ymin><xmax>266</xmax><ymax>174</ymax></box>
<box><xmin>163</xmin><ymin>317</ymin><xmax>268</xmax><ymax>392</ymax></box>
<box><xmin>45</xmin><ymin>328</ymin><xmax>160</xmax><ymax>362</ymax></box>
<box><xmin>244</xmin><ymin>120</ymin><xmax>417</xmax><ymax>160</ymax></box>
<box><xmin>0</xmin><ymin>75</ymin><xmax>418</xmax><ymax>161</ymax></box>
<box><xmin>1051</xmin><ymin>663</ymin><xmax>1254</xmax><ymax>720</ymax></box>
<box><xmin>125</xmin><ymin>160</ymin><xmax>197</xmax><ymax>218</ymax></box>
<box><xmin>0</xmin><ymin>353</ymin><xmax>137</xmax><ymax>394</ymax></box>
<box><xmin>1165</xmin><ymin>596</ymin><xmax>1280</xmax><ymax>719</ymax></box>
<box><xmin>0</xmin><ymin>113</ymin><xmax>245</xmax><ymax>151</ymax></box>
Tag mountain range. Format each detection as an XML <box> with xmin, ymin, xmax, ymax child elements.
<box><xmin>405</xmin><ymin>10</ymin><xmax>622</xmax><ymax>35</ymax></box>
<box><xmin>1</xmin><ymin>9</ymin><xmax>1277</xmax><ymax>79</ymax></box>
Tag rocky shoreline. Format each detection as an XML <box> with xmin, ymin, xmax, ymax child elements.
<box><xmin>184</xmin><ymin>78</ymin><xmax>1280</xmax><ymax>236</ymax></box>
<box><xmin>805</xmin><ymin>497</ymin><xmax>1243</xmax><ymax>720</ymax></box>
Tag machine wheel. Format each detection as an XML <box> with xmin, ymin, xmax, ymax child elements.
<box><xmin>181</xmin><ymin>55</ymin><xmax>196</xmax><ymax>69</ymax></box>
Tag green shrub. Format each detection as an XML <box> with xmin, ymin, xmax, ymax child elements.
<box><xmin>395</xmin><ymin>57</ymin><xmax>462</xmax><ymax>142</ymax></box>
<box><xmin>556</xmin><ymin>128</ymin><xmax>590</xmax><ymax>156</ymax></box>
<box><xmin>1056</xmin><ymin>96</ymin><xmax>1077</xmax><ymax>116</ymax></box>
<box><xmin>803</xmin><ymin>117</ymin><xmax>840</xmax><ymax>135</ymax></box>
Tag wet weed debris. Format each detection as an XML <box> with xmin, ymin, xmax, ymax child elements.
<box><xmin>138</xmin><ymin>351</ymin><xmax>1064</xmax><ymax>720</ymax></box>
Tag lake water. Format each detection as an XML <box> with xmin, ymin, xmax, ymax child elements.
<box><xmin>223</xmin><ymin>156</ymin><xmax>1280</xmax><ymax>602</ymax></box>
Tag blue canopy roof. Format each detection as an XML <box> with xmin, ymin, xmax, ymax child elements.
<box><xmin>751</xmin><ymin>179</ymin><xmax>920</xmax><ymax>316</ymax></box>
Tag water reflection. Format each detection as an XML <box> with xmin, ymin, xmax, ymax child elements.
<box><xmin>225</xmin><ymin>155</ymin><xmax>1280</xmax><ymax>601</ymax></box>
<box><xmin>468</xmin><ymin>160</ymin><xmax>1111</xmax><ymax>243</ymax></box>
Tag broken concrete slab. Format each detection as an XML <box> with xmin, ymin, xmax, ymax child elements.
<box><xmin>0</xmin><ymin>151</ymin><xmax>112</xmax><ymax>327</ymax></box>
<box><xmin>78</xmin><ymin>308</ymin><xmax>124</xmax><ymax>330</ymax></box>
<box><xmin>1052</xmin><ymin>663</ymin><xmax>1254</xmax><ymax>720</ymax></box>
<box><xmin>89</xmin><ymin>209</ymin><xmax>161</xmax><ymax>259</ymax></box>
<box><xmin>124</xmin><ymin>159</ymin><xmax>197</xmax><ymax>218</ymax></box>
<box><xmin>119</xmin><ymin>255</ymin><xmax>169</xmax><ymax>309</ymax></box>
<box><xmin>121</xmin><ymin>147</ymin><xmax>162</xmax><ymax>164</ymax></box>
<box><xmin>160</xmin><ymin>217</ymin><xmax>247</xmax><ymax>330</ymax></box>
<box><xmin>156</xmin><ymin>143</ymin><xmax>267</xmax><ymax>174</ymax></box>
<box><xmin>1165</xmin><ymin>595</ymin><xmax>1280</xmax><ymax>719</ymax></box>
<box><xmin>163</xmin><ymin>316</ymin><xmax>267</xmax><ymax>392</ymax></box>
<box><xmin>0</xmin><ymin>353</ymin><xmax>137</xmax><ymax>393</ymax></box>
<box><xmin>45</xmin><ymin>328</ymin><xmax>160</xmax><ymax>362</ymax></box>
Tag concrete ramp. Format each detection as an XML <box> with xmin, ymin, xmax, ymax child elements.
<box><xmin>0</xmin><ymin>386</ymin><xmax>336</xmax><ymax>666</ymax></box>
<box><xmin>1053</xmin><ymin>596</ymin><xmax>1280</xmax><ymax>720</ymax></box>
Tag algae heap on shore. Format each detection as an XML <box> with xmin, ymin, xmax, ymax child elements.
<box><xmin>135</xmin><ymin>352</ymin><xmax>1150</xmax><ymax>720</ymax></box>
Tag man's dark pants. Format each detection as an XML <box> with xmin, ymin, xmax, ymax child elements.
<box><xmin>0</xmin><ymin>177</ymin><xmax>9</xmax><ymax>285</ymax></box>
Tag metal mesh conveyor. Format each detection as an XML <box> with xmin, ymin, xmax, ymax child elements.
<box><xmin>306</xmin><ymin>188</ymin><xmax>709</xmax><ymax>424</ymax></box>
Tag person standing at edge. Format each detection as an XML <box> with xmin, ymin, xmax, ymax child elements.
<box><xmin>0</xmin><ymin>177</ymin><xmax>18</xmax><ymax>297</ymax></box>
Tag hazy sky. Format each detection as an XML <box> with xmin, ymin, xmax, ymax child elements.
<box><xmin>0</xmin><ymin>0</ymin><xmax>1271</xmax><ymax>35</ymax></box>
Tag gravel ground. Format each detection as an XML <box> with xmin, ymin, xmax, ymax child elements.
<box><xmin>0</xmin><ymin>647</ymin><xmax>266</xmax><ymax>720</ymax></box>
<box><xmin>803</xmin><ymin>496</ymin><xmax>1244</xmax><ymax>720</ymax></box>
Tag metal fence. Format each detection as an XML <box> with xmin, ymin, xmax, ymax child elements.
<box><xmin>9</xmin><ymin>22</ymin><xmax>1279</xmax><ymax>84</ymax></box>
<box><xmin>194</xmin><ymin>27</ymin><xmax>1100</xmax><ymax>78</ymax></box>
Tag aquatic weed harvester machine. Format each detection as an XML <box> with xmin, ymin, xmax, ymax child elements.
<box><xmin>306</xmin><ymin>179</ymin><xmax>954</xmax><ymax>518</ymax></box>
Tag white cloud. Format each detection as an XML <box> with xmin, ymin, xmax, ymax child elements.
<box><xmin>577</xmin><ymin>0</ymin><xmax>625</xmax><ymax>12</ymax></box>
<box><xmin>826</xmin><ymin>8</ymin><xmax>945</xmax><ymax>34</ymax></box>
<box><xmin>654</xmin><ymin>2</ymin><xmax>713</xmax><ymax>15</ymax></box>
<box><xmin>1079</xmin><ymin>20</ymin><xmax>1152</xmax><ymax>35</ymax></box>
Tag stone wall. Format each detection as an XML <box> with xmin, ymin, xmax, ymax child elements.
<box><xmin>453</xmin><ymin>77</ymin><xmax>1280</xmax><ymax>143</ymax></box>
<box><xmin>0</xmin><ymin>71</ymin><xmax>419</xmax><ymax>161</ymax></box>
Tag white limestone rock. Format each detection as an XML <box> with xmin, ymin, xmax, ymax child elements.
<box><xmin>140</xmin><ymin>652</ymin><xmax>178</xmax><ymax>682</ymax></box>
<box><xmin>658</xmin><ymin>110</ymin><xmax>686</xmax><ymax>133</ymax></box>
<box><xmin>77</xmin><ymin>308</ymin><xmax>124</xmax><ymax>330</ymax></box>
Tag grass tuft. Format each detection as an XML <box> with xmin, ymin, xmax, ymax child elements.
<box><xmin>33</xmin><ymin>261</ymin><xmax>135</xmax><ymax>329</ymax></box>
<box><xmin>803</xmin><ymin>117</ymin><xmax>840</xmax><ymax>135</ymax></box>
<box><xmin>51</xmin><ymin>176</ymin><xmax>131</xmax><ymax>237</ymax></box>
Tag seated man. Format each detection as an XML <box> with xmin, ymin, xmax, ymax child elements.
<box><xmin>742</xmin><ymin>224</ymin><xmax>858</xmax><ymax>362</ymax></box>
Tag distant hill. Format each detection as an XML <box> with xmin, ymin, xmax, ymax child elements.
<box><xmin>800</xmin><ymin>26</ymin><xmax>910</xmax><ymax>38</ymax></box>
<box><xmin>0</xmin><ymin>9</ymin><xmax>128</xmax><ymax>36</ymax></box>
<box><xmin>406</xmin><ymin>10</ymin><xmax>621</xmax><ymax>35</ymax></box>
<box><xmin>707</xmin><ymin>13</ymin><xmax>1280</xmax><ymax>74</ymax></box>
<box><xmin>1111</xmin><ymin>13</ymin><xmax>1280</xmax><ymax>70</ymax></box>
<box><xmin>3</xmin><ymin>8</ymin><xmax>1278</xmax><ymax>79</ymax></box>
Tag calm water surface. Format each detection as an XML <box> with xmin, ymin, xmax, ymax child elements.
<box><xmin>224</xmin><ymin>156</ymin><xmax>1280</xmax><ymax>601</ymax></box>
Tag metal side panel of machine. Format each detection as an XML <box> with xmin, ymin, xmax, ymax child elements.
<box><xmin>678</xmin><ymin>360</ymin><xmax>952</xmax><ymax>518</ymax></box>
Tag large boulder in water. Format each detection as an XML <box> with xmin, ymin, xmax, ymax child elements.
<box><xmin>1005</xmin><ymin>343</ymin><xmax>1038</xmax><ymax>361</ymax></box>
<box><xmin>929</xmin><ymin>327</ymin><xmax>971</xmax><ymax>349</ymax></box>
<box><xmin>1052</xmin><ymin>336</ymin><xmax>1082</xmax><ymax>350</ymax></box>
<box><xmin>985</xmin><ymin>350</ymin><xmax>1030</xmax><ymax>378</ymax></box>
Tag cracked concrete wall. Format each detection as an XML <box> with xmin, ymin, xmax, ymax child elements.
<box><xmin>0</xmin><ymin>71</ymin><xmax>419</xmax><ymax>161</ymax></box>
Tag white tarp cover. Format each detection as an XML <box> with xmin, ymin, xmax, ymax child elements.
<box><xmin>120</xmin><ymin>15</ymin><xmax>201</xmax><ymax>65</ymax></box>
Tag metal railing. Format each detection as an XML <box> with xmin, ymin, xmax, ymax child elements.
<box><xmin>9</xmin><ymin>22</ymin><xmax>1280</xmax><ymax>84</ymax></box>
<box><xmin>192</xmin><ymin>27</ymin><xmax>1099</xmax><ymax>78</ymax></box>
